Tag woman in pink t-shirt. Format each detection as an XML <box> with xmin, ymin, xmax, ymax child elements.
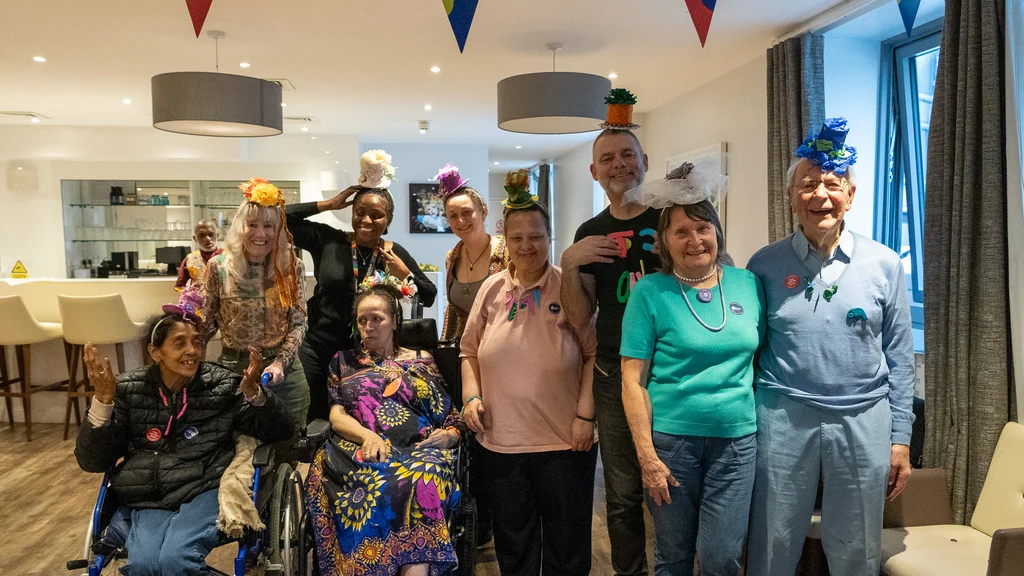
<box><xmin>460</xmin><ymin>170</ymin><xmax>598</xmax><ymax>576</ymax></box>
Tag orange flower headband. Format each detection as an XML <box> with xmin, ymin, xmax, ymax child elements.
<box><xmin>238</xmin><ymin>178</ymin><xmax>303</xmax><ymax>312</ymax></box>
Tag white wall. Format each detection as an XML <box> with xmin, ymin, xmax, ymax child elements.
<box><xmin>552</xmin><ymin>141</ymin><xmax>600</xmax><ymax>263</ymax></box>
<box><xmin>642</xmin><ymin>56</ymin><xmax>770</xmax><ymax>266</ymax></box>
<box><xmin>824</xmin><ymin>37</ymin><xmax>881</xmax><ymax>237</ymax></box>
<box><xmin>0</xmin><ymin>126</ymin><xmax>359</xmax><ymax>279</ymax></box>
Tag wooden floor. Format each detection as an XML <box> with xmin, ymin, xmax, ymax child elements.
<box><xmin>0</xmin><ymin>423</ymin><xmax>653</xmax><ymax>575</ymax></box>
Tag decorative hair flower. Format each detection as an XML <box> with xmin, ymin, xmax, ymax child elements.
<box><xmin>432</xmin><ymin>164</ymin><xmax>469</xmax><ymax>199</ymax></box>
<box><xmin>502</xmin><ymin>169</ymin><xmax>538</xmax><ymax>211</ymax></box>
<box><xmin>623</xmin><ymin>160</ymin><xmax>727</xmax><ymax>209</ymax></box>
<box><xmin>601</xmin><ymin>87</ymin><xmax>640</xmax><ymax>130</ymax></box>
<box><xmin>358</xmin><ymin>149</ymin><xmax>398</xmax><ymax>189</ymax></box>
<box><xmin>359</xmin><ymin>271</ymin><xmax>418</xmax><ymax>301</ymax></box>
<box><xmin>794</xmin><ymin>117</ymin><xmax>858</xmax><ymax>175</ymax></box>
<box><xmin>239</xmin><ymin>178</ymin><xmax>284</xmax><ymax>207</ymax></box>
<box><xmin>163</xmin><ymin>285</ymin><xmax>204</xmax><ymax>324</ymax></box>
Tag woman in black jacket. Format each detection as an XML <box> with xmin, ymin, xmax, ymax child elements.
<box><xmin>287</xmin><ymin>149</ymin><xmax>437</xmax><ymax>423</ymax></box>
<box><xmin>75</xmin><ymin>299</ymin><xmax>294</xmax><ymax>575</ymax></box>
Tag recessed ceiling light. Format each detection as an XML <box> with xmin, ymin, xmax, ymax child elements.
<box><xmin>311</xmin><ymin>136</ymin><xmax>316</xmax><ymax>140</ymax></box>
<box><xmin>608</xmin><ymin>73</ymin><xmax>618</xmax><ymax>79</ymax></box>
<box><xmin>335</xmin><ymin>161</ymin><xmax>340</xmax><ymax>164</ymax></box>
<box><xmin>430</xmin><ymin>66</ymin><xmax>441</xmax><ymax>73</ymax></box>
<box><xmin>33</xmin><ymin>56</ymin><xmax>45</xmax><ymax>63</ymax></box>
<box><xmin>325</xmin><ymin>151</ymin><xmax>330</xmax><ymax>154</ymax></box>
<box><xmin>122</xmin><ymin>98</ymin><xmax>132</xmax><ymax>105</ymax></box>
<box><xmin>16</xmin><ymin>166</ymin><xmax>23</xmax><ymax>171</ymax></box>
<box><xmin>239</xmin><ymin>62</ymin><xmax>251</xmax><ymax>68</ymax></box>
<box><xmin>424</xmin><ymin>104</ymin><xmax>432</xmax><ymax>111</ymax></box>
<box><xmin>280</xmin><ymin>102</ymin><xmax>287</xmax><ymax>107</ymax></box>
<box><xmin>31</xmin><ymin>117</ymin><xmax>40</xmax><ymax>123</ymax></box>
<box><xmin>515</xmin><ymin>145</ymin><xmax>522</xmax><ymax>149</ymax></box>
<box><xmin>493</xmin><ymin>161</ymin><xmax>499</xmax><ymax>165</ymax></box>
<box><xmin>301</xmin><ymin>126</ymin><xmax>308</xmax><ymax>132</ymax></box>
<box><xmin>419</xmin><ymin>129</ymin><xmax>427</xmax><ymax>134</ymax></box>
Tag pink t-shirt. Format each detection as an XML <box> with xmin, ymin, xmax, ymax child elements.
<box><xmin>460</xmin><ymin>264</ymin><xmax>596</xmax><ymax>454</ymax></box>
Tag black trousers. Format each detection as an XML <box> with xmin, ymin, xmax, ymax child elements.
<box><xmin>298</xmin><ymin>340</ymin><xmax>335</xmax><ymax>423</ymax></box>
<box><xmin>479</xmin><ymin>445</ymin><xmax>598</xmax><ymax>576</ymax></box>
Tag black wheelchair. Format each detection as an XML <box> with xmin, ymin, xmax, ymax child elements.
<box><xmin>68</xmin><ymin>318</ymin><xmax>478</xmax><ymax>576</ymax></box>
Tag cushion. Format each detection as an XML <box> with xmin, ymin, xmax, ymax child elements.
<box><xmin>881</xmin><ymin>525</ymin><xmax>991</xmax><ymax>576</ymax></box>
<box><xmin>970</xmin><ymin>422</ymin><xmax>1024</xmax><ymax>537</ymax></box>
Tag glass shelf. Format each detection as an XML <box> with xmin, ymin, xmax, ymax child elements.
<box><xmin>69</xmin><ymin>203</ymin><xmax>191</xmax><ymax>208</ymax></box>
<box><xmin>71</xmin><ymin>238</ymin><xmax>190</xmax><ymax>243</ymax></box>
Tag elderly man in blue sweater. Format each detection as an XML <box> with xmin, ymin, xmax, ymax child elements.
<box><xmin>746</xmin><ymin>118</ymin><xmax>915</xmax><ymax>576</ymax></box>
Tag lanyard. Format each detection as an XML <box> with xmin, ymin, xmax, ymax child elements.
<box><xmin>351</xmin><ymin>241</ymin><xmax>379</xmax><ymax>291</ymax></box>
<box><xmin>158</xmin><ymin>387</ymin><xmax>188</xmax><ymax>436</ymax></box>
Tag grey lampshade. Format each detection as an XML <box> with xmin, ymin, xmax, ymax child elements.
<box><xmin>151</xmin><ymin>72</ymin><xmax>283</xmax><ymax>137</ymax></box>
<box><xmin>497</xmin><ymin>72</ymin><xmax>611</xmax><ymax>134</ymax></box>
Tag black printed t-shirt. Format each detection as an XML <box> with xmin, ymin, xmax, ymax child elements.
<box><xmin>572</xmin><ymin>206</ymin><xmax>662</xmax><ymax>359</ymax></box>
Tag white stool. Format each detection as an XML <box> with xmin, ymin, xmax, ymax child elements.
<box><xmin>58</xmin><ymin>294</ymin><xmax>146</xmax><ymax>440</ymax></box>
<box><xmin>0</xmin><ymin>295</ymin><xmax>64</xmax><ymax>441</ymax></box>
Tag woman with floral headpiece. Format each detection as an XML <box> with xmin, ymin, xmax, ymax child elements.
<box><xmin>201</xmin><ymin>178</ymin><xmax>310</xmax><ymax>425</ymax></box>
<box><xmin>305</xmin><ymin>283</ymin><xmax>463</xmax><ymax>576</ymax></box>
<box><xmin>459</xmin><ymin>170</ymin><xmax>598</xmax><ymax>576</ymax></box>
<box><xmin>75</xmin><ymin>289</ymin><xmax>294</xmax><ymax>575</ymax></box>
<box><xmin>431</xmin><ymin>163</ymin><xmax>508</xmax><ymax>342</ymax></box>
<box><xmin>286</xmin><ymin>150</ymin><xmax>437</xmax><ymax>424</ymax></box>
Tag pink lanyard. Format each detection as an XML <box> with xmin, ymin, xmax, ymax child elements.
<box><xmin>158</xmin><ymin>388</ymin><xmax>188</xmax><ymax>436</ymax></box>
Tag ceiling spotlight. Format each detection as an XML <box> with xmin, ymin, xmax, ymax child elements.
<box><xmin>31</xmin><ymin>117</ymin><xmax>40</xmax><ymax>123</ymax></box>
<box><xmin>239</xmin><ymin>62</ymin><xmax>251</xmax><ymax>68</ymax></box>
<box><xmin>424</xmin><ymin>104</ymin><xmax>432</xmax><ymax>111</ymax></box>
<box><xmin>123</xmin><ymin>98</ymin><xmax>133</xmax><ymax>105</ymax></box>
<box><xmin>325</xmin><ymin>151</ymin><xmax>330</xmax><ymax>154</ymax></box>
<box><xmin>608</xmin><ymin>73</ymin><xmax>618</xmax><ymax>79</ymax></box>
<box><xmin>301</xmin><ymin>126</ymin><xmax>308</xmax><ymax>132</ymax></box>
<box><xmin>16</xmin><ymin>166</ymin><xmax>23</xmax><ymax>171</ymax></box>
<box><xmin>335</xmin><ymin>161</ymin><xmax>340</xmax><ymax>164</ymax></box>
<box><xmin>515</xmin><ymin>145</ymin><xmax>522</xmax><ymax>149</ymax></box>
<box><xmin>493</xmin><ymin>161</ymin><xmax>500</xmax><ymax>165</ymax></box>
<box><xmin>430</xmin><ymin>66</ymin><xmax>441</xmax><ymax>73</ymax></box>
<box><xmin>33</xmin><ymin>56</ymin><xmax>46</xmax><ymax>62</ymax></box>
<box><xmin>280</xmin><ymin>102</ymin><xmax>287</xmax><ymax>107</ymax></box>
<box><xmin>311</xmin><ymin>136</ymin><xmax>316</xmax><ymax>140</ymax></box>
<box><xmin>418</xmin><ymin>120</ymin><xmax>430</xmax><ymax>134</ymax></box>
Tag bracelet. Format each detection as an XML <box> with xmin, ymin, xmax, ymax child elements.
<box><xmin>445</xmin><ymin>425</ymin><xmax>462</xmax><ymax>438</ymax></box>
<box><xmin>463</xmin><ymin>395</ymin><xmax>482</xmax><ymax>406</ymax></box>
<box><xmin>576</xmin><ymin>414</ymin><xmax>595</xmax><ymax>423</ymax></box>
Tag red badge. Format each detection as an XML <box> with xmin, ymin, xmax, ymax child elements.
<box><xmin>784</xmin><ymin>274</ymin><xmax>801</xmax><ymax>289</ymax></box>
<box><xmin>145</xmin><ymin>428</ymin><xmax>162</xmax><ymax>442</ymax></box>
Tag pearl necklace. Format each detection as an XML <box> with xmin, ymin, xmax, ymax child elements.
<box><xmin>673</xmin><ymin>265</ymin><xmax>718</xmax><ymax>284</ymax></box>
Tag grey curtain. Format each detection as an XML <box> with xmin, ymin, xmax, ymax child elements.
<box><xmin>766</xmin><ymin>34</ymin><xmax>825</xmax><ymax>242</ymax></box>
<box><xmin>923</xmin><ymin>0</ymin><xmax>1017</xmax><ymax>524</ymax></box>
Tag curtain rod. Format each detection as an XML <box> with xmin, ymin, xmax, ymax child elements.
<box><xmin>775</xmin><ymin>0</ymin><xmax>889</xmax><ymax>43</ymax></box>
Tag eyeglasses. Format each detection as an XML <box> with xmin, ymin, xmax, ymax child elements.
<box><xmin>796</xmin><ymin>180</ymin><xmax>848</xmax><ymax>195</ymax></box>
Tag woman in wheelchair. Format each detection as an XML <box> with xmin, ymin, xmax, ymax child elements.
<box><xmin>74</xmin><ymin>294</ymin><xmax>295</xmax><ymax>575</ymax></box>
<box><xmin>305</xmin><ymin>283</ymin><xmax>463</xmax><ymax>576</ymax></box>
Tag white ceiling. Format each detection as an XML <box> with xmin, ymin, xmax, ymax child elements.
<box><xmin>0</xmin><ymin>0</ymin><xmax>848</xmax><ymax>165</ymax></box>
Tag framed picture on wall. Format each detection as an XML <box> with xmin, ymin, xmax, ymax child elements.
<box><xmin>408</xmin><ymin>183</ymin><xmax>451</xmax><ymax>233</ymax></box>
<box><xmin>664</xmin><ymin>142</ymin><xmax>728</xmax><ymax>233</ymax></box>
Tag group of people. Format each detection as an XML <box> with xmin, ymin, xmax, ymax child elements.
<box><xmin>74</xmin><ymin>109</ymin><xmax>915</xmax><ymax>576</ymax></box>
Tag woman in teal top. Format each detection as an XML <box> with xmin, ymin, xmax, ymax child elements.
<box><xmin>620</xmin><ymin>164</ymin><xmax>764</xmax><ymax>576</ymax></box>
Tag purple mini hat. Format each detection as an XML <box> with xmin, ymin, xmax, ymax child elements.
<box><xmin>432</xmin><ymin>164</ymin><xmax>469</xmax><ymax>199</ymax></box>
<box><xmin>162</xmin><ymin>285</ymin><xmax>204</xmax><ymax>324</ymax></box>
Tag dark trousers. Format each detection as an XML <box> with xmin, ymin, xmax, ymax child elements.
<box><xmin>480</xmin><ymin>445</ymin><xmax>598</xmax><ymax>576</ymax></box>
<box><xmin>593</xmin><ymin>355</ymin><xmax>649</xmax><ymax>576</ymax></box>
<box><xmin>298</xmin><ymin>341</ymin><xmax>334</xmax><ymax>423</ymax></box>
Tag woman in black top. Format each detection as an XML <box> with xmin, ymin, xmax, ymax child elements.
<box><xmin>287</xmin><ymin>185</ymin><xmax>437</xmax><ymax>422</ymax></box>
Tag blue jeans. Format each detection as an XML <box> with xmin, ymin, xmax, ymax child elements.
<box><xmin>646</xmin><ymin>432</ymin><xmax>756</xmax><ymax>576</ymax></box>
<box><xmin>121</xmin><ymin>488</ymin><xmax>220</xmax><ymax>575</ymax></box>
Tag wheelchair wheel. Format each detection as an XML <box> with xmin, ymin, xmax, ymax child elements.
<box><xmin>269</xmin><ymin>463</ymin><xmax>306</xmax><ymax>576</ymax></box>
<box><xmin>453</xmin><ymin>494</ymin><xmax>478</xmax><ymax>576</ymax></box>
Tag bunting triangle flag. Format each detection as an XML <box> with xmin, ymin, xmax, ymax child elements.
<box><xmin>897</xmin><ymin>0</ymin><xmax>921</xmax><ymax>37</ymax></box>
<box><xmin>185</xmin><ymin>0</ymin><xmax>214</xmax><ymax>38</ymax></box>
<box><xmin>684</xmin><ymin>0</ymin><xmax>717</xmax><ymax>48</ymax></box>
<box><xmin>443</xmin><ymin>0</ymin><xmax>479</xmax><ymax>53</ymax></box>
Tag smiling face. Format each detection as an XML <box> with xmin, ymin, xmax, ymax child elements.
<box><xmin>444</xmin><ymin>193</ymin><xmax>486</xmax><ymax>241</ymax></box>
<box><xmin>591</xmin><ymin>131</ymin><xmax>650</xmax><ymax>198</ymax></box>
<box><xmin>148</xmin><ymin>321</ymin><xmax>203</xmax><ymax>383</ymax></box>
<box><xmin>789</xmin><ymin>159</ymin><xmax>856</xmax><ymax>240</ymax></box>
<box><xmin>504</xmin><ymin>209</ymin><xmax>550</xmax><ymax>279</ymax></box>
<box><xmin>242</xmin><ymin>209</ymin><xmax>278</xmax><ymax>260</ymax></box>
<box><xmin>194</xmin><ymin>222</ymin><xmax>218</xmax><ymax>253</ymax></box>
<box><xmin>355</xmin><ymin>294</ymin><xmax>397</xmax><ymax>356</ymax></box>
<box><xmin>352</xmin><ymin>193</ymin><xmax>390</xmax><ymax>246</ymax></box>
<box><xmin>663</xmin><ymin>206</ymin><xmax>718</xmax><ymax>276</ymax></box>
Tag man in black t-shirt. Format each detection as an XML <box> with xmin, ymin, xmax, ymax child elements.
<box><xmin>561</xmin><ymin>129</ymin><xmax>659</xmax><ymax>576</ymax></box>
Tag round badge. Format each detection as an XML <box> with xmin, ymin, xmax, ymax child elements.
<box><xmin>549</xmin><ymin>302</ymin><xmax>561</xmax><ymax>314</ymax></box>
<box><xmin>730</xmin><ymin>302</ymin><xmax>744</xmax><ymax>315</ymax></box>
<box><xmin>784</xmin><ymin>274</ymin><xmax>801</xmax><ymax>289</ymax></box>
<box><xmin>183</xmin><ymin>426</ymin><xmax>199</xmax><ymax>440</ymax></box>
<box><xmin>145</xmin><ymin>428</ymin><xmax>162</xmax><ymax>442</ymax></box>
<box><xmin>696</xmin><ymin>288</ymin><xmax>713</xmax><ymax>303</ymax></box>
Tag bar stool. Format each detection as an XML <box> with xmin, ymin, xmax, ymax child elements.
<box><xmin>58</xmin><ymin>294</ymin><xmax>146</xmax><ymax>440</ymax></box>
<box><xmin>0</xmin><ymin>295</ymin><xmax>65</xmax><ymax>441</ymax></box>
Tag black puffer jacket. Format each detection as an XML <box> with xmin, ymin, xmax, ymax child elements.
<box><xmin>75</xmin><ymin>362</ymin><xmax>294</xmax><ymax>510</ymax></box>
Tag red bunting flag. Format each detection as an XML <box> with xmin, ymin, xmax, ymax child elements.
<box><xmin>185</xmin><ymin>0</ymin><xmax>214</xmax><ymax>38</ymax></box>
<box><xmin>684</xmin><ymin>0</ymin><xmax>717</xmax><ymax>47</ymax></box>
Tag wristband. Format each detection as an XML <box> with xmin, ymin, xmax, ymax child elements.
<box><xmin>576</xmin><ymin>414</ymin><xmax>595</xmax><ymax>423</ymax></box>
<box><xmin>460</xmin><ymin>396</ymin><xmax>482</xmax><ymax>416</ymax></box>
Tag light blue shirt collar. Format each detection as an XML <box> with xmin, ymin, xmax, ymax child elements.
<box><xmin>792</xmin><ymin>223</ymin><xmax>853</xmax><ymax>265</ymax></box>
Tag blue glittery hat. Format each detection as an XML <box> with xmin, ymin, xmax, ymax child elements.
<box><xmin>794</xmin><ymin>117</ymin><xmax>858</xmax><ymax>175</ymax></box>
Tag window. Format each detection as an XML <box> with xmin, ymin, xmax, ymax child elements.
<box><xmin>875</xmin><ymin>19</ymin><xmax>942</xmax><ymax>350</ymax></box>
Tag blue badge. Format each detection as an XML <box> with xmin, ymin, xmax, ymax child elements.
<box><xmin>729</xmin><ymin>302</ymin><xmax>744</xmax><ymax>315</ymax></box>
<box><xmin>847</xmin><ymin>308</ymin><xmax>868</xmax><ymax>321</ymax></box>
<box><xmin>183</xmin><ymin>426</ymin><xmax>199</xmax><ymax>440</ymax></box>
<box><xmin>549</xmin><ymin>302</ymin><xmax>561</xmax><ymax>314</ymax></box>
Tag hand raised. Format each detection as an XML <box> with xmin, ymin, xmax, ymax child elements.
<box><xmin>240</xmin><ymin>346</ymin><xmax>262</xmax><ymax>398</ymax></box>
<box><xmin>330</xmin><ymin>185</ymin><xmax>363</xmax><ymax>211</ymax></box>
<box><xmin>83</xmin><ymin>343</ymin><xmax>116</xmax><ymax>404</ymax></box>
<box><xmin>562</xmin><ymin>235</ymin><xmax>621</xmax><ymax>269</ymax></box>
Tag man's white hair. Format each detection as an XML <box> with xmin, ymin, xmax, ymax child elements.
<box><xmin>786</xmin><ymin>158</ymin><xmax>857</xmax><ymax>190</ymax></box>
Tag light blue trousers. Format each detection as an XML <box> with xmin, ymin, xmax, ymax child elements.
<box><xmin>746</xmin><ymin>389</ymin><xmax>892</xmax><ymax>576</ymax></box>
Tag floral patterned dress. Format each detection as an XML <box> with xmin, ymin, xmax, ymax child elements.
<box><xmin>305</xmin><ymin>350</ymin><xmax>463</xmax><ymax>576</ymax></box>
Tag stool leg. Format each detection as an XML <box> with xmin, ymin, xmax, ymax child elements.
<box><xmin>16</xmin><ymin>345</ymin><xmax>31</xmax><ymax>442</ymax></box>
<box><xmin>0</xmin><ymin>346</ymin><xmax>12</xmax><ymax>427</ymax></box>
<box><xmin>115</xmin><ymin>343</ymin><xmax>126</xmax><ymax>373</ymax></box>
<box><xmin>64</xmin><ymin>343</ymin><xmax>81</xmax><ymax>441</ymax></box>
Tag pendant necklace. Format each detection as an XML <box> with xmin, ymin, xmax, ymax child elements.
<box><xmin>676</xmin><ymin>270</ymin><xmax>727</xmax><ymax>332</ymax></box>
<box><xmin>466</xmin><ymin>236</ymin><xmax>491</xmax><ymax>272</ymax></box>
<box><xmin>674</xmin><ymin>266</ymin><xmax>717</xmax><ymax>303</ymax></box>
